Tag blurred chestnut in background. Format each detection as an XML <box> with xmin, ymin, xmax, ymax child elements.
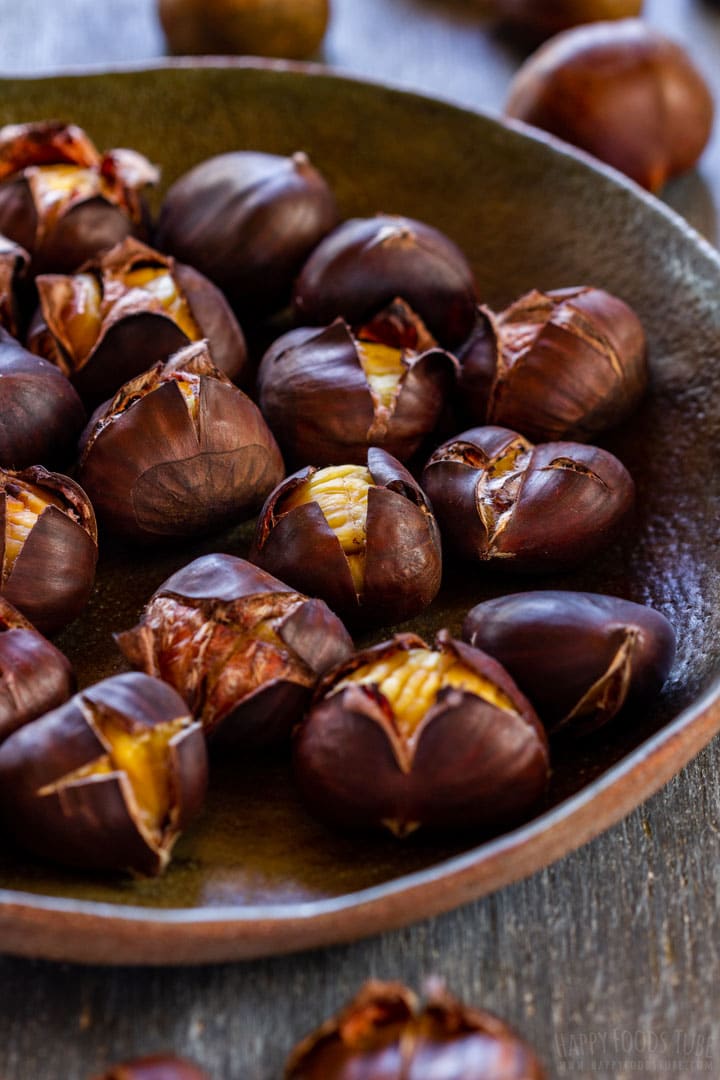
<box><xmin>0</xmin><ymin>122</ymin><xmax>158</xmax><ymax>273</ymax></box>
<box><xmin>93</xmin><ymin>1054</ymin><xmax>210</xmax><ymax>1079</ymax></box>
<box><xmin>258</xmin><ymin>300</ymin><xmax>458</xmax><ymax>466</ymax></box>
<box><xmin>463</xmin><ymin>591</ymin><xmax>676</xmax><ymax>736</ymax></box>
<box><xmin>116</xmin><ymin>553</ymin><xmax>353</xmax><ymax>746</ymax></box>
<box><xmin>505</xmin><ymin>20</ymin><xmax>714</xmax><ymax>192</ymax></box>
<box><xmin>156</xmin><ymin>150</ymin><xmax>338</xmax><ymax>319</ymax></box>
<box><xmin>0</xmin><ymin>465</ymin><xmax>97</xmax><ymax>633</ymax></box>
<box><xmin>77</xmin><ymin>342</ymin><xmax>284</xmax><ymax>543</ymax></box>
<box><xmin>294</xmin><ymin>631</ymin><xmax>549</xmax><ymax>836</ymax></box>
<box><xmin>29</xmin><ymin>237</ymin><xmax>248</xmax><ymax>402</ymax></box>
<box><xmin>158</xmin><ymin>0</ymin><xmax>329</xmax><ymax>60</ymax></box>
<box><xmin>422</xmin><ymin>426</ymin><xmax>634</xmax><ymax>573</ymax></box>
<box><xmin>250</xmin><ymin>449</ymin><xmax>442</xmax><ymax>626</ymax></box>
<box><xmin>493</xmin><ymin>0</ymin><xmax>642</xmax><ymax>41</ymax></box>
<box><xmin>0</xmin><ymin>673</ymin><xmax>207</xmax><ymax>875</ymax></box>
<box><xmin>293</xmin><ymin>214</ymin><xmax>478</xmax><ymax>347</ymax></box>
<box><xmin>0</xmin><ymin>233</ymin><xmax>29</xmax><ymax>335</ymax></box>
<box><xmin>459</xmin><ymin>287</ymin><xmax>646</xmax><ymax>442</ymax></box>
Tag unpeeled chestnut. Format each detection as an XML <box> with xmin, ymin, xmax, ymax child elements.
<box><xmin>92</xmin><ymin>1055</ymin><xmax>210</xmax><ymax>1079</ymax></box>
<box><xmin>0</xmin><ymin>233</ymin><xmax>29</xmax><ymax>335</ymax></box>
<box><xmin>494</xmin><ymin>0</ymin><xmax>643</xmax><ymax>41</ymax></box>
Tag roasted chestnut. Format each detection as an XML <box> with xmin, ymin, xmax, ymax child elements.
<box><xmin>458</xmin><ymin>287</ymin><xmax>647</xmax><ymax>442</ymax></box>
<box><xmin>0</xmin><ymin>672</ymin><xmax>207</xmax><ymax>875</ymax></box>
<box><xmin>29</xmin><ymin>237</ymin><xmax>248</xmax><ymax>401</ymax></box>
<box><xmin>494</xmin><ymin>0</ymin><xmax>642</xmax><ymax>41</ymax></box>
<box><xmin>0</xmin><ymin>121</ymin><xmax>158</xmax><ymax>273</ymax></box>
<box><xmin>77</xmin><ymin>341</ymin><xmax>284</xmax><ymax>543</ymax></box>
<box><xmin>0</xmin><ymin>327</ymin><xmax>85</xmax><ymax>469</ymax></box>
<box><xmin>0</xmin><ymin>233</ymin><xmax>29</xmax><ymax>335</ymax></box>
<box><xmin>92</xmin><ymin>1055</ymin><xmax>210</xmax><ymax>1080</ymax></box>
<box><xmin>422</xmin><ymin>426</ymin><xmax>634</xmax><ymax>573</ymax></box>
<box><xmin>258</xmin><ymin>300</ymin><xmax>458</xmax><ymax>466</ymax></box>
<box><xmin>115</xmin><ymin>554</ymin><xmax>353</xmax><ymax>746</ymax></box>
<box><xmin>156</xmin><ymin>150</ymin><xmax>339</xmax><ymax>319</ymax></box>
<box><xmin>251</xmin><ymin>449</ymin><xmax>442</xmax><ymax>626</ymax></box>
<box><xmin>293</xmin><ymin>214</ymin><xmax>478</xmax><ymax>347</ymax></box>
<box><xmin>505</xmin><ymin>20</ymin><xmax>714</xmax><ymax>192</ymax></box>
<box><xmin>0</xmin><ymin>465</ymin><xmax>98</xmax><ymax>633</ymax></box>
<box><xmin>463</xmin><ymin>591</ymin><xmax>676</xmax><ymax>735</ymax></box>
<box><xmin>294</xmin><ymin>631</ymin><xmax>549</xmax><ymax>835</ymax></box>
<box><xmin>159</xmin><ymin>0</ymin><xmax>329</xmax><ymax>59</ymax></box>
<box><xmin>286</xmin><ymin>980</ymin><xmax>545</xmax><ymax>1079</ymax></box>
<box><xmin>0</xmin><ymin>597</ymin><xmax>75</xmax><ymax>744</ymax></box>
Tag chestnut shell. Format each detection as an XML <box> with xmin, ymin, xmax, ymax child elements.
<box><xmin>93</xmin><ymin>1055</ymin><xmax>210</xmax><ymax>1080</ymax></box>
<box><xmin>0</xmin><ymin>233</ymin><xmax>29</xmax><ymax>335</ymax></box>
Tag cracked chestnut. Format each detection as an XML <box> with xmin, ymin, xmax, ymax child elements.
<box><xmin>293</xmin><ymin>214</ymin><xmax>478</xmax><ymax>347</ymax></box>
<box><xmin>286</xmin><ymin>980</ymin><xmax>545</xmax><ymax>1079</ymax></box>
<box><xmin>0</xmin><ymin>121</ymin><xmax>158</xmax><ymax>273</ymax></box>
<box><xmin>116</xmin><ymin>554</ymin><xmax>353</xmax><ymax>746</ymax></box>
<box><xmin>0</xmin><ymin>233</ymin><xmax>29</xmax><ymax>335</ymax></box>
<box><xmin>0</xmin><ymin>465</ymin><xmax>98</xmax><ymax>633</ymax></box>
<box><xmin>77</xmin><ymin>341</ymin><xmax>284</xmax><ymax>543</ymax></box>
<box><xmin>258</xmin><ymin>300</ymin><xmax>458</xmax><ymax>466</ymax></box>
<box><xmin>422</xmin><ymin>426</ymin><xmax>634</xmax><ymax>573</ymax></box>
<box><xmin>294</xmin><ymin>631</ymin><xmax>549</xmax><ymax>835</ymax></box>
<box><xmin>458</xmin><ymin>287</ymin><xmax>647</xmax><ymax>442</ymax></box>
<box><xmin>463</xmin><ymin>591</ymin><xmax>676</xmax><ymax>736</ymax></box>
<box><xmin>250</xmin><ymin>449</ymin><xmax>442</xmax><ymax>626</ymax></box>
<box><xmin>28</xmin><ymin>237</ymin><xmax>248</xmax><ymax>402</ymax></box>
<box><xmin>93</xmin><ymin>1055</ymin><xmax>210</xmax><ymax>1080</ymax></box>
<box><xmin>0</xmin><ymin>672</ymin><xmax>207</xmax><ymax>875</ymax></box>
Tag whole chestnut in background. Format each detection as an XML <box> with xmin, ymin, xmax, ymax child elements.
<box><xmin>158</xmin><ymin>0</ymin><xmax>329</xmax><ymax>60</ymax></box>
<box><xmin>0</xmin><ymin>233</ymin><xmax>29</xmax><ymax>336</ymax></box>
<box><xmin>505</xmin><ymin>20</ymin><xmax>714</xmax><ymax>192</ymax></box>
<box><xmin>92</xmin><ymin>1054</ymin><xmax>210</xmax><ymax>1079</ymax></box>
<box><xmin>493</xmin><ymin>0</ymin><xmax>642</xmax><ymax>41</ymax></box>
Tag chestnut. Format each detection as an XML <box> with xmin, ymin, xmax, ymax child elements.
<box><xmin>494</xmin><ymin>0</ymin><xmax>643</xmax><ymax>41</ymax></box>
<box><xmin>462</xmin><ymin>591</ymin><xmax>676</xmax><ymax>735</ymax></box>
<box><xmin>0</xmin><ymin>596</ymin><xmax>75</xmax><ymax>744</ymax></box>
<box><xmin>258</xmin><ymin>299</ymin><xmax>458</xmax><ymax>466</ymax></box>
<box><xmin>421</xmin><ymin>426</ymin><xmax>634</xmax><ymax>573</ymax></box>
<box><xmin>0</xmin><ymin>465</ymin><xmax>98</xmax><ymax>633</ymax></box>
<box><xmin>28</xmin><ymin>237</ymin><xmax>248</xmax><ymax>402</ymax></box>
<box><xmin>159</xmin><ymin>0</ymin><xmax>329</xmax><ymax>60</ymax></box>
<box><xmin>286</xmin><ymin>980</ymin><xmax>546</xmax><ymax>1079</ymax></box>
<box><xmin>115</xmin><ymin>553</ymin><xmax>353</xmax><ymax>746</ymax></box>
<box><xmin>505</xmin><ymin>20</ymin><xmax>714</xmax><ymax>192</ymax></box>
<box><xmin>294</xmin><ymin>631</ymin><xmax>549</xmax><ymax>835</ymax></box>
<box><xmin>155</xmin><ymin>149</ymin><xmax>339</xmax><ymax>319</ymax></box>
<box><xmin>458</xmin><ymin>287</ymin><xmax>647</xmax><ymax>442</ymax></box>
<box><xmin>76</xmin><ymin>341</ymin><xmax>284</xmax><ymax>543</ymax></box>
<box><xmin>0</xmin><ymin>233</ymin><xmax>29</xmax><ymax>335</ymax></box>
<box><xmin>0</xmin><ymin>121</ymin><xmax>158</xmax><ymax>273</ymax></box>
<box><xmin>92</xmin><ymin>1055</ymin><xmax>210</xmax><ymax>1080</ymax></box>
<box><xmin>250</xmin><ymin>449</ymin><xmax>442</xmax><ymax>626</ymax></box>
<box><xmin>293</xmin><ymin>214</ymin><xmax>478</xmax><ymax>347</ymax></box>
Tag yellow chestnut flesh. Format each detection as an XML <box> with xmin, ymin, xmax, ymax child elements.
<box><xmin>167</xmin><ymin>372</ymin><xmax>201</xmax><ymax>422</ymax></box>
<box><xmin>357</xmin><ymin>340</ymin><xmax>406</xmax><ymax>411</ymax></box>
<box><xmin>29</xmin><ymin>165</ymin><xmax>102</xmax><ymax>225</ymax></box>
<box><xmin>3</xmin><ymin>482</ymin><xmax>58</xmax><ymax>578</ymax></box>
<box><xmin>62</xmin><ymin>273</ymin><xmax>103</xmax><ymax>362</ymax></box>
<box><xmin>123</xmin><ymin>266</ymin><xmax>200</xmax><ymax>342</ymax></box>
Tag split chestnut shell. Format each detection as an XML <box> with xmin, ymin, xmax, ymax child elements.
<box><xmin>0</xmin><ymin>233</ymin><xmax>29</xmax><ymax>335</ymax></box>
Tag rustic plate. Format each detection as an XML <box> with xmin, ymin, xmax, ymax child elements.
<box><xmin>0</xmin><ymin>61</ymin><xmax>718</xmax><ymax>965</ymax></box>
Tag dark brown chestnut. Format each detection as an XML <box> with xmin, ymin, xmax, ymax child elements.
<box><xmin>76</xmin><ymin>341</ymin><xmax>284</xmax><ymax>543</ymax></box>
<box><xmin>28</xmin><ymin>237</ymin><xmax>248</xmax><ymax>401</ymax></box>
<box><xmin>0</xmin><ymin>596</ymin><xmax>75</xmax><ymax>744</ymax></box>
<box><xmin>0</xmin><ymin>233</ymin><xmax>29</xmax><ymax>335</ymax></box>
<box><xmin>293</xmin><ymin>214</ymin><xmax>478</xmax><ymax>347</ymax></box>
<box><xmin>458</xmin><ymin>287</ymin><xmax>647</xmax><ymax>442</ymax></box>
<box><xmin>159</xmin><ymin>0</ymin><xmax>329</xmax><ymax>59</ymax></box>
<box><xmin>286</xmin><ymin>980</ymin><xmax>546</xmax><ymax>1079</ymax></box>
<box><xmin>462</xmin><ymin>591</ymin><xmax>676</xmax><ymax>735</ymax></box>
<box><xmin>0</xmin><ymin>672</ymin><xmax>207</xmax><ymax>875</ymax></box>
<box><xmin>92</xmin><ymin>1055</ymin><xmax>210</xmax><ymax>1080</ymax></box>
<box><xmin>0</xmin><ymin>121</ymin><xmax>158</xmax><ymax>273</ymax></box>
<box><xmin>294</xmin><ymin>631</ymin><xmax>549</xmax><ymax>835</ymax></box>
<box><xmin>0</xmin><ymin>465</ymin><xmax>98</xmax><ymax>633</ymax></box>
<box><xmin>258</xmin><ymin>300</ymin><xmax>458</xmax><ymax>466</ymax></box>
<box><xmin>116</xmin><ymin>553</ymin><xmax>353</xmax><ymax>746</ymax></box>
<box><xmin>505</xmin><ymin>20</ymin><xmax>714</xmax><ymax>192</ymax></box>
<box><xmin>422</xmin><ymin>426</ymin><xmax>634</xmax><ymax>573</ymax></box>
<box><xmin>494</xmin><ymin>0</ymin><xmax>642</xmax><ymax>41</ymax></box>
<box><xmin>155</xmin><ymin>149</ymin><xmax>339</xmax><ymax>319</ymax></box>
<box><xmin>250</xmin><ymin>449</ymin><xmax>442</xmax><ymax>627</ymax></box>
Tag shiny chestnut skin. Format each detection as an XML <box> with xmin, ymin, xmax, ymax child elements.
<box><xmin>0</xmin><ymin>672</ymin><xmax>207</xmax><ymax>875</ymax></box>
<box><xmin>286</xmin><ymin>980</ymin><xmax>546</xmax><ymax>1079</ymax></box>
<box><xmin>0</xmin><ymin>465</ymin><xmax>98</xmax><ymax>633</ymax></box>
<box><xmin>0</xmin><ymin>597</ymin><xmax>75</xmax><ymax>744</ymax></box>
<box><xmin>250</xmin><ymin>449</ymin><xmax>442</xmax><ymax>627</ymax></box>
<box><xmin>422</xmin><ymin>426</ymin><xmax>634</xmax><ymax>574</ymax></box>
<box><xmin>294</xmin><ymin>632</ymin><xmax>549</xmax><ymax>836</ymax></box>
<box><xmin>156</xmin><ymin>150</ymin><xmax>339</xmax><ymax>319</ymax></box>
<box><xmin>29</xmin><ymin>237</ymin><xmax>248</xmax><ymax>402</ymax></box>
<box><xmin>93</xmin><ymin>1055</ymin><xmax>210</xmax><ymax>1080</ymax></box>
<box><xmin>458</xmin><ymin>287</ymin><xmax>647</xmax><ymax>442</ymax></box>
<box><xmin>505</xmin><ymin>20</ymin><xmax>714</xmax><ymax>192</ymax></box>
<box><xmin>495</xmin><ymin>0</ymin><xmax>642</xmax><ymax>41</ymax></box>
<box><xmin>77</xmin><ymin>341</ymin><xmax>284</xmax><ymax>543</ymax></box>
<box><xmin>293</xmin><ymin>214</ymin><xmax>478</xmax><ymax>347</ymax></box>
<box><xmin>463</xmin><ymin>591</ymin><xmax>676</xmax><ymax>736</ymax></box>
<box><xmin>258</xmin><ymin>300</ymin><xmax>458</xmax><ymax>466</ymax></box>
<box><xmin>115</xmin><ymin>553</ymin><xmax>353</xmax><ymax>746</ymax></box>
<box><xmin>0</xmin><ymin>233</ymin><xmax>29</xmax><ymax>335</ymax></box>
<box><xmin>159</xmin><ymin>0</ymin><xmax>329</xmax><ymax>59</ymax></box>
<box><xmin>0</xmin><ymin>121</ymin><xmax>158</xmax><ymax>273</ymax></box>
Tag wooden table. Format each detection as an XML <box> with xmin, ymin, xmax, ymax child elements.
<box><xmin>1</xmin><ymin>2</ymin><xmax>719</xmax><ymax>1077</ymax></box>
